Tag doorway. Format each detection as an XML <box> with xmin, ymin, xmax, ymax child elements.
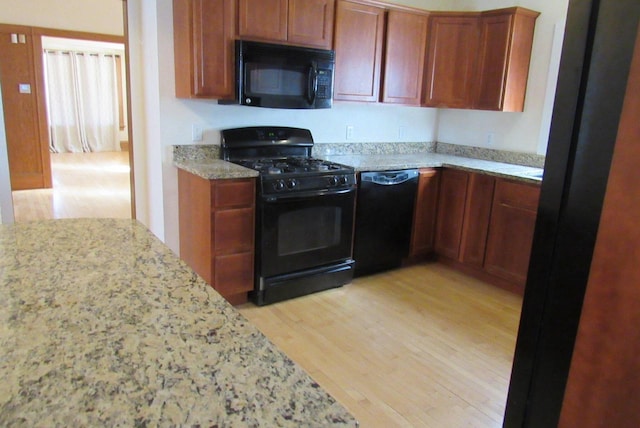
<box><xmin>0</xmin><ymin>29</ymin><xmax>133</xmax><ymax>222</ymax></box>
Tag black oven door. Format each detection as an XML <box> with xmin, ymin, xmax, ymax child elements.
<box><xmin>257</xmin><ymin>189</ymin><xmax>356</xmax><ymax>279</ymax></box>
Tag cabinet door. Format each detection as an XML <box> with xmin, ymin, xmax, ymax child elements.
<box><xmin>288</xmin><ymin>0</ymin><xmax>335</xmax><ymax>49</ymax></box>
<box><xmin>238</xmin><ymin>0</ymin><xmax>288</xmax><ymax>41</ymax></box>
<box><xmin>423</xmin><ymin>14</ymin><xmax>479</xmax><ymax>108</ymax></box>
<box><xmin>214</xmin><ymin>252</ymin><xmax>254</xmax><ymax>304</ymax></box>
<box><xmin>484</xmin><ymin>179</ymin><xmax>540</xmax><ymax>288</ymax></box>
<box><xmin>382</xmin><ymin>10</ymin><xmax>429</xmax><ymax>105</ymax></box>
<box><xmin>333</xmin><ymin>1</ymin><xmax>385</xmax><ymax>102</ymax></box>
<box><xmin>0</xmin><ymin>25</ymin><xmax>52</xmax><ymax>190</ymax></box>
<box><xmin>214</xmin><ymin>207</ymin><xmax>255</xmax><ymax>254</ymax></box>
<box><xmin>410</xmin><ymin>168</ymin><xmax>440</xmax><ymax>258</ymax></box>
<box><xmin>474</xmin><ymin>13</ymin><xmax>512</xmax><ymax>111</ymax></box>
<box><xmin>434</xmin><ymin>169</ymin><xmax>469</xmax><ymax>260</ymax></box>
<box><xmin>474</xmin><ymin>8</ymin><xmax>539</xmax><ymax>111</ymax></box>
<box><xmin>173</xmin><ymin>0</ymin><xmax>236</xmax><ymax>99</ymax></box>
<box><xmin>178</xmin><ymin>168</ymin><xmax>213</xmax><ymax>284</ymax></box>
<box><xmin>459</xmin><ymin>173</ymin><xmax>495</xmax><ymax>267</ymax></box>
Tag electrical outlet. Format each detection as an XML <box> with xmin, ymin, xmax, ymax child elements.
<box><xmin>346</xmin><ymin>125</ymin><xmax>354</xmax><ymax>140</ymax></box>
<box><xmin>487</xmin><ymin>132</ymin><xmax>495</xmax><ymax>146</ymax></box>
<box><xmin>398</xmin><ymin>126</ymin><xmax>407</xmax><ymax>140</ymax></box>
<box><xmin>192</xmin><ymin>124</ymin><xmax>203</xmax><ymax>142</ymax></box>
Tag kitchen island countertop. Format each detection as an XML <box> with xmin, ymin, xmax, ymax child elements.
<box><xmin>0</xmin><ymin>219</ymin><xmax>356</xmax><ymax>427</ymax></box>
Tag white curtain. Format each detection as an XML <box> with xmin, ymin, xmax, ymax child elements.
<box><xmin>44</xmin><ymin>50</ymin><xmax>120</xmax><ymax>153</ymax></box>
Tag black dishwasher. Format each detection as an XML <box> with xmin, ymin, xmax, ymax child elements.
<box><xmin>353</xmin><ymin>169</ymin><xmax>419</xmax><ymax>277</ymax></box>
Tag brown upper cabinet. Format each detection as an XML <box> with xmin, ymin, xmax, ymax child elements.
<box><xmin>423</xmin><ymin>7</ymin><xmax>539</xmax><ymax>111</ymax></box>
<box><xmin>423</xmin><ymin>13</ymin><xmax>480</xmax><ymax>109</ymax></box>
<box><xmin>334</xmin><ymin>1</ymin><xmax>429</xmax><ymax>105</ymax></box>
<box><xmin>382</xmin><ymin>9</ymin><xmax>429</xmax><ymax>105</ymax></box>
<box><xmin>173</xmin><ymin>0</ymin><xmax>236</xmax><ymax>99</ymax></box>
<box><xmin>333</xmin><ymin>0</ymin><xmax>385</xmax><ymax>102</ymax></box>
<box><xmin>474</xmin><ymin>7</ymin><xmax>540</xmax><ymax>111</ymax></box>
<box><xmin>172</xmin><ymin>0</ymin><xmax>538</xmax><ymax>108</ymax></box>
<box><xmin>238</xmin><ymin>0</ymin><xmax>335</xmax><ymax>49</ymax></box>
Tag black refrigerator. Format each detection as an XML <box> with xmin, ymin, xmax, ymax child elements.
<box><xmin>503</xmin><ymin>1</ymin><xmax>640</xmax><ymax>426</ymax></box>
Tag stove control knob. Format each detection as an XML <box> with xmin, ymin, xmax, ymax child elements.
<box><xmin>273</xmin><ymin>180</ymin><xmax>285</xmax><ymax>191</ymax></box>
<box><xmin>286</xmin><ymin>179</ymin><xmax>297</xmax><ymax>190</ymax></box>
<box><xmin>328</xmin><ymin>176</ymin><xmax>339</xmax><ymax>186</ymax></box>
<box><xmin>339</xmin><ymin>175</ymin><xmax>349</xmax><ymax>185</ymax></box>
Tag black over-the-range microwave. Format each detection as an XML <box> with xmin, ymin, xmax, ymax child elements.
<box><xmin>227</xmin><ymin>40</ymin><xmax>335</xmax><ymax>109</ymax></box>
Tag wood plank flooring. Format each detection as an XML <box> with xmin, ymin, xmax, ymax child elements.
<box><xmin>238</xmin><ymin>263</ymin><xmax>522</xmax><ymax>428</ymax></box>
<box><xmin>11</xmin><ymin>151</ymin><xmax>131</xmax><ymax>222</ymax></box>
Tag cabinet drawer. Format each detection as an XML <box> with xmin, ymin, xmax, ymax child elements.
<box><xmin>214</xmin><ymin>252</ymin><xmax>254</xmax><ymax>296</ymax></box>
<box><xmin>214</xmin><ymin>207</ymin><xmax>254</xmax><ymax>253</ymax></box>
<box><xmin>494</xmin><ymin>179</ymin><xmax>540</xmax><ymax>211</ymax></box>
<box><xmin>214</xmin><ymin>179</ymin><xmax>255</xmax><ymax>208</ymax></box>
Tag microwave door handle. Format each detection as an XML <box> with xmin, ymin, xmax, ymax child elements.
<box><xmin>307</xmin><ymin>65</ymin><xmax>318</xmax><ymax>105</ymax></box>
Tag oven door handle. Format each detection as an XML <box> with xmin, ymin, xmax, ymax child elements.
<box><xmin>262</xmin><ymin>187</ymin><xmax>355</xmax><ymax>202</ymax></box>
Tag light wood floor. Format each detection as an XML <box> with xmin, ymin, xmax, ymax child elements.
<box><xmin>12</xmin><ymin>151</ymin><xmax>131</xmax><ymax>222</ymax></box>
<box><xmin>238</xmin><ymin>263</ymin><xmax>522</xmax><ymax>428</ymax></box>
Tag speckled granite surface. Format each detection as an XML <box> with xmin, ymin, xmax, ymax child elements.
<box><xmin>174</xmin><ymin>158</ymin><xmax>259</xmax><ymax>180</ymax></box>
<box><xmin>321</xmin><ymin>153</ymin><xmax>543</xmax><ymax>184</ymax></box>
<box><xmin>0</xmin><ymin>219</ymin><xmax>356</xmax><ymax>427</ymax></box>
<box><xmin>172</xmin><ymin>143</ymin><xmax>543</xmax><ymax>183</ymax></box>
<box><xmin>313</xmin><ymin>142</ymin><xmax>436</xmax><ymax>156</ymax></box>
<box><xmin>436</xmin><ymin>142</ymin><xmax>545</xmax><ymax>168</ymax></box>
<box><xmin>173</xmin><ymin>144</ymin><xmax>220</xmax><ymax>163</ymax></box>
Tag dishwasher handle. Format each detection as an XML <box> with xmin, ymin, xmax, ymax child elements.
<box><xmin>360</xmin><ymin>169</ymin><xmax>419</xmax><ymax>185</ymax></box>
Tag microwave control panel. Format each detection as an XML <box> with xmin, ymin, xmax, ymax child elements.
<box><xmin>316</xmin><ymin>69</ymin><xmax>332</xmax><ymax>99</ymax></box>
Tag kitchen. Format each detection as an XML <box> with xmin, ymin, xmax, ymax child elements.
<box><xmin>143</xmin><ymin>0</ymin><xmax>567</xmax><ymax>255</ymax></box>
<box><xmin>1</xmin><ymin>0</ymin><xmax>639</xmax><ymax>427</ymax></box>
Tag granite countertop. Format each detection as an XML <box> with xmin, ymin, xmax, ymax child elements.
<box><xmin>173</xmin><ymin>146</ymin><xmax>543</xmax><ymax>184</ymax></box>
<box><xmin>0</xmin><ymin>219</ymin><xmax>356</xmax><ymax>427</ymax></box>
<box><xmin>174</xmin><ymin>158</ymin><xmax>259</xmax><ymax>180</ymax></box>
<box><xmin>321</xmin><ymin>153</ymin><xmax>543</xmax><ymax>184</ymax></box>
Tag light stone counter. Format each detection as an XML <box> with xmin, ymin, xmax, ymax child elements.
<box><xmin>0</xmin><ymin>219</ymin><xmax>356</xmax><ymax>427</ymax></box>
<box><xmin>172</xmin><ymin>143</ymin><xmax>543</xmax><ymax>184</ymax></box>
<box><xmin>174</xmin><ymin>158</ymin><xmax>259</xmax><ymax>180</ymax></box>
<box><xmin>321</xmin><ymin>153</ymin><xmax>543</xmax><ymax>184</ymax></box>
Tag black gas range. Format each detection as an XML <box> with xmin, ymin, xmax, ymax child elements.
<box><xmin>221</xmin><ymin>127</ymin><xmax>357</xmax><ymax>305</ymax></box>
<box><xmin>234</xmin><ymin>157</ymin><xmax>356</xmax><ymax>197</ymax></box>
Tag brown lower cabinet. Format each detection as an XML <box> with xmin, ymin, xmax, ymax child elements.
<box><xmin>484</xmin><ymin>178</ymin><xmax>540</xmax><ymax>287</ymax></box>
<box><xmin>409</xmin><ymin>168</ymin><xmax>440</xmax><ymax>259</ymax></box>
<box><xmin>433</xmin><ymin>168</ymin><xmax>540</xmax><ymax>293</ymax></box>
<box><xmin>178</xmin><ymin>169</ymin><xmax>255</xmax><ymax>305</ymax></box>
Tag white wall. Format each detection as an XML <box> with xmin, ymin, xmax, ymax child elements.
<box><xmin>0</xmin><ymin>85</ymin><xmax>14</xmax><ymax>224</ymax></box>
<box><xmin>0</xmin><ymin>0</ymin><xmax>123</xmax><ymax>35</ymax></box>
<box><xmin>436</xmin><ymin>0</ymin><xmax>569</xmax><ymax>154</ymax></box>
